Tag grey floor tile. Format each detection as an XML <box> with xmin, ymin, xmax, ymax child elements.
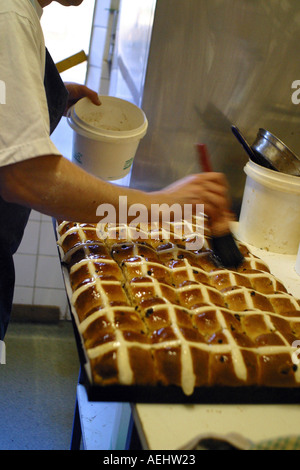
<box><xmin>0</xmin><ymin>322</ymin><xmax>80</xmax><ymax>450</ymax></box>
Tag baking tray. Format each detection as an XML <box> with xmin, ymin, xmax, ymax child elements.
<box><xmin>69</xmin><ymin>308</ymin><xmax>300</xmax><ymax>404</ymax></box>
<box><xmin>53</xmin><ymin>219</ymin><xmax>300</xmax><ymax>404</ymax></box>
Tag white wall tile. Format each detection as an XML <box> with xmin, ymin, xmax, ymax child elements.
<box><xmin>41</xmin><ymin>214</ymin><xmax>53</xmax><ymax>222</ymax></box>
<box><xmin>14</xmin><ymin>254</ymin><xmax>37</xmax><ymax>287</ymax></box>
<box><xmin>13</xmin><ymin>286</ymin><xmax>34</xmax><ymax>305</ymax></box>
<box><xmin>33</xmin><ymin>288</ymin><xmax>68</xmax><ymax>316</ymax></box>
<box><xmin>17</xmin><ymin>221</ymin><xmax>40</xmax><ymax>255</ymax></box>
<box><xmin>35</xmin><ymin>256</ymin><xmax>64</xmax><ymax>289</ymax></box>
<box><xmin>39</xmin><ymin>222</ymin><xmax>59</xmax><ymax>256</ymax></box>
<box><xmin>29</xmin><ymin>210</ymin><xmax>42</xmax><ymax>222</ymax></box>
<box><xmin>62</xmin><ymin>305</ymin><xmax>72</xmax><ymax>321</ymax></box>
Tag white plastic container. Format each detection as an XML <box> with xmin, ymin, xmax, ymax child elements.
<box><xmin>238</xmin><ymin>160</ymin><xmax>300</xmax><ymax>254</ymax></box>
<box><xmin>67</xmin><ymin>96</ymin><xmax>148</xmax><ymax>181</ymax></box>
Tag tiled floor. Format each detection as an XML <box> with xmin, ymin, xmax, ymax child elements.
<box><xmin>0</xmin><ymin>321</ymin><xmax>79</xmax><ymax>450</ymax></box>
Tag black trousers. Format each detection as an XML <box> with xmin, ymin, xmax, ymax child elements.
<box><xmin>0</xmin><ymin>252</ymin><xmax>15</xmax><ymax>340</ymax></box>
<box><xmin>0</xmin><ymin>197</ymin><xmax>31</xmax><ymax>340</ymax></box>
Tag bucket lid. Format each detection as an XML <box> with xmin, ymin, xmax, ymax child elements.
<box><xmin>67</xmin><ymin>96</ymin><xmax>148</xmax><ymax>143</ymax></box>
<box><xmin>244</xmin><ymin>159</ymin><xmax>300</xmax><ymax>194</ymax></box>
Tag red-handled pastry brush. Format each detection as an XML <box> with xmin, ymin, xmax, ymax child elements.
<box><xmin>196</xmin><ymin>143</ymin><xmax>244</xmax><ymax>268</ymax></box>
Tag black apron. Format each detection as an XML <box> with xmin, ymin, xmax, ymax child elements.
<box><xmin>0</xmin><ymin>48</ymin><xmax>68</xmax><ymax>340</ymax></box>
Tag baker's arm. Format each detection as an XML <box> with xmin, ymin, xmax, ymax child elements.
<box><xmin>0</xmin><ymin>154</ymin><xmax>230</xmax><ymax>224</ymax></box>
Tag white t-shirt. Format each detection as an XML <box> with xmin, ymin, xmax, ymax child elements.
<box><xmin>0</xmin><ymin>0</ymin><xmax>61</xmax><ymax>168</ymax></box>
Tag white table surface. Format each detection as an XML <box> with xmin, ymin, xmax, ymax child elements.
<box><xmin>133</xmin><ymin>227</ymin><xmax>300</xmax><ymax>450</ymax></box>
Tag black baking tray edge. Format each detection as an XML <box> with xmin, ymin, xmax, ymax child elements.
<box><xmin>80</xmin><ymin>369</ymin><xmax>300</xmax><ymax>404</ymax></box>
<box><xmin>53</xmin><ymin>219</ymin><xmax>300</xmax><ymax>405</ymax></box>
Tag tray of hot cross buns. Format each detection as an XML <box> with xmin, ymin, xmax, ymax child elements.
<box><xmin>55</xmin><ymin>215</ymin><xmax>300</xmax><ymax>403</ymax></box>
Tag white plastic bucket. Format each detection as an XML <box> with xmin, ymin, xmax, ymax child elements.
<box><xmin>67</xmin><ymin>96</ymin><xmax>148</xmax><ymax>181</ymax></box>
<box><xmin>238</xmin><ymin>160</ymin><xmax>300</xmax><ymax>254</ymax></box>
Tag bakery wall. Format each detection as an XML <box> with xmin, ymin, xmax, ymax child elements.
<box><xmin>130</xmin><ymin>0</ymin><xmax>300</xmax><ymax>213</ymax></box>
<box><xmin>13</xmin><ymin>211</ymin><xmax>69</xmax><ymax>320</ymax></box>
<box><xmin>12</xmin><ymin>0</ymin><xmax>115</xmax><ymax>320</ymax></box>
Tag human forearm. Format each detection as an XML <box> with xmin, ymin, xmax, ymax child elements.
<box><xmin>0</xmin><ymin>154</ymin><xmax>152</xmax><ymax>223</ymax></box>
<box><xmin>0</xmin><ymin>154</ymin><xmax>231</xmax><ymax>226</ymax></box>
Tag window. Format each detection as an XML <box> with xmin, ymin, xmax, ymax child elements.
<box><xmin>41</xmin><ymin>0</ymin><xmax>96</xmax><ymax>84</ymax></box>
<box><xmin>41</xmin><ymin>0</ymin><xmax>95</xmax><ymax>158</ymax></box>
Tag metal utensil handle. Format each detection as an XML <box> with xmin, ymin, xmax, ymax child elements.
<box><xmin>231</xmin><ymin>125</ymin><xmax>256</xmax><ymax>160</ymax></box>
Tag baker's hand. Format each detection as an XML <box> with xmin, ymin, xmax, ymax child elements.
<box><xmin>152</xmin><ymin>172</ymin><xmax>231</xmax><ymax>223</ymax></box>
<box><xmin>63</xmin><ymin>82</ymin><xmax>101</xmax><ymax>114</ymax></box>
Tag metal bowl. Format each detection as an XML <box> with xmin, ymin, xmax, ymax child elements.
<box><xmin>252</xmin><ymin>128</ymin><xmax>300</xmax><ymax>176</ymax></box>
